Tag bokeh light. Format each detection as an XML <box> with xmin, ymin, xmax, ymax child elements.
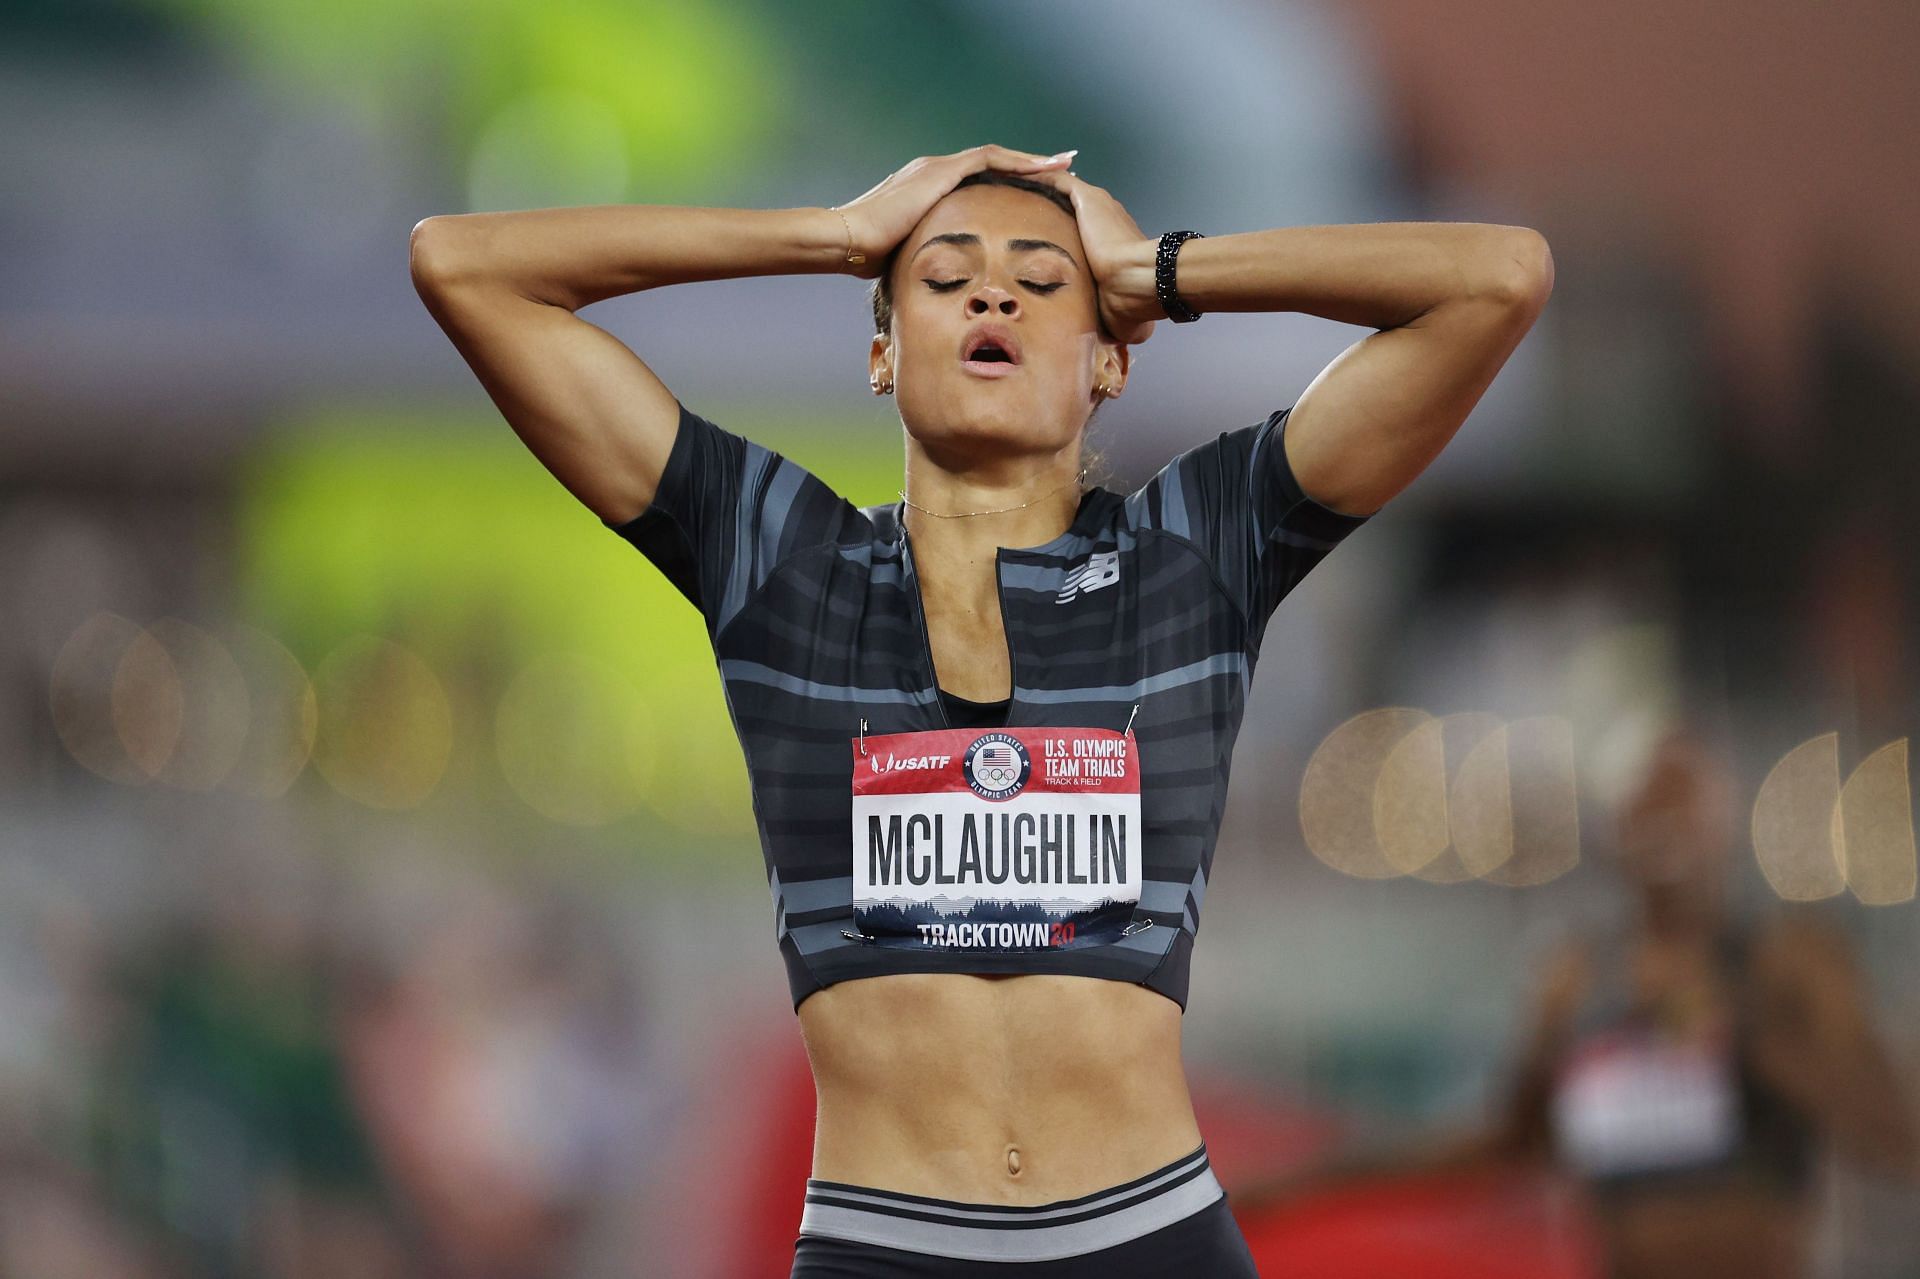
<box><xmin>1301</xmin><ymin>707</ymin><xmax>1434</xmax><ymax>880</ymax></box>
<box><xmin>219</xmin><ymin>621</ymin><xmax>320</xmax><ymax>799</ymax></box>
<box><xmin>142</xmin><ymin>617</ymin><xmax>251</xmax><ymax>792</ymax></box>
<box><xmin>494</xmin><ymin>652</ymin><xmax>653</xmax><ymax>827</ymax></box>
<box><xmin>1472</xmin><ymin>717</ymin><xmax>1580</xmax><ymax>888</ymax></box>
<box><xmin>1303</xmin><ymin>709</ymin><xmax>1578</xmax><ymax>886</ymax></box>
<box><xmin>311</xmin><ymin>634</ymin><xmax>453</xmax><ymax>809</ymax></box>
<box><xmin>49</xmin><ymin>611</ymin><xmax>152</xmax><ymax>785</ymax></box>
<box><xmin>1447</xmin><ymin>719</ymin><xmax>1518</xmax><ymax>881</ymax></box>
<box><xmin>1751</xmin><ymin>733</ymin><xmax>1848</xmax><ymax>901</ymax></box>
<box><xmin>108</xmin><ymin>623</ymin><xmax>183</xmax><ymax>781</ymax></box>
<box><xmin>1835</xmin><ymin>738</ymin><xmax>1916</xmax><ymax>905</ymax></box>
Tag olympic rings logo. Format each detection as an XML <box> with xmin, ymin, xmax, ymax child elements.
<box><xmin>964</xmin><ymin>733</ymin><xmax>1032</xmax><ymax>801</ymax></box>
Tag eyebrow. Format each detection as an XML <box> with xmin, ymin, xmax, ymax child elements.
<box><xmin>909</xmin><ymin>232</ymin><xmax>1080</xmax><ymax>271</ymax></box>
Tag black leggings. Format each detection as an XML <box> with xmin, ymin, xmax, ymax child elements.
<box><xmin>789</xmin><ymin>1144</ymin><xmax>1260</xmax><ymax>1277</ymax></box>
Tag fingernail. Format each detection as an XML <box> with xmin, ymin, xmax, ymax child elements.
<box><xmin>1049</xmin><ymin>149</ymin><xmax>1078</xmax><ymax>164</ymax></box>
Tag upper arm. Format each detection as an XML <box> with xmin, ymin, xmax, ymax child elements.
<box><xmin>1128</xmin><ymin>409</ymin><xmax>1372</xmax><ymax>634</ymax></box>
<box><xmin>1284</xmin><ymin>229</ymin><xmax>1554</xmax><ymax>517</ymax></box>
<box><xmin>409</xmin><ymin>215</ymin><xmax>676</xmax><ymax>526</ymax></box>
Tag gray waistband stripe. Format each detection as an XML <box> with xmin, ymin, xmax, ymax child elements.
<box><xmin>806</xmin><ymin>1146</ymin><xmax>1207</xmax><ymax>1223</ymax></box>
<box><xmin>804</xmin><ymin>1159</ymin><xmax>1210</xmax><ymax>1232</ymax></box>
<box><xmin>798</xmin><ymin>1144</ymin><xmax>1224</xmax><ymax>1262</ymax></box>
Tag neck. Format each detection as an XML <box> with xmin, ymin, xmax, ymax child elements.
<box><xmin>1638</xmin><ymin>880</ymin><xmax>1723</xmax><ymax>945</ymax></box>
<box><xmin>899</xmin><ymin>437</ymin><xmax>1085</xmax><ymax>559</ymax></box>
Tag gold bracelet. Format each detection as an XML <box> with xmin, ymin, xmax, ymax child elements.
<box><xmin>831</xmin><ymin>207</ymin><xmax>865</xmax><ymax>267</ymax></box>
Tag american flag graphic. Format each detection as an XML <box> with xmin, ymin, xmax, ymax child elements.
<box><xmin>978</xmin><ymin>745</ymin><xmax>1017</xmax><ymax>767</ymax></box>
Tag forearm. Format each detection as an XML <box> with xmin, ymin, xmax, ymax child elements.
<box><xmin>408</xmin><ymin>204</ymin><xmax>850</xmax><ymax>312</ymax></box>
<box><xmin>1109</xmin><ymin>222</ymin><xmax>1549</xmax><ymax>330</ymax></box>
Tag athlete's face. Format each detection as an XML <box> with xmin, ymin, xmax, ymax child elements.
<box><xmin>875</xmin><ymin>184</ymin><xmax>1123</xmax><ymax>466</ymax></box>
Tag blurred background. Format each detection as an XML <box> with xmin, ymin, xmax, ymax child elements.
<box><xmin>2</xmin><ymin>1</ymin><xmax>1917</xmax><ymax>1275</ymax></box>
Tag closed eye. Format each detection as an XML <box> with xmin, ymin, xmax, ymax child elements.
<box><xmin>924</xmin><ymin>279</ymin><xmax>1066</xmax><ymax>295</ymax></box>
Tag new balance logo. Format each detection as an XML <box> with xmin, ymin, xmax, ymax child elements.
<box><xmin>1055</xmin><ymin>550</ymin><xmax>1120</xmax><ymax>604</ymax></box>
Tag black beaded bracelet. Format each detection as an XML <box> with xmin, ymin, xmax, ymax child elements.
<box><xmin>1155</xmin><ymin>230</ymin><xmax>1205</xmax><ymax>323</ymax></box>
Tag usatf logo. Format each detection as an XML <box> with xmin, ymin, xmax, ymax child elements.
<box><xmin>1056</xmin><ymin>550</ymin><xmax>1120</xmax><ymax>604</ymax></box>
<box><xmin>869</xmin><ymin>751</ymin><xmax>953</xmax><ymax>774</ymax></box>
<box><xmin>964</xmin><ymin>733</ymin><xmax>1032</xmax><ymax>801</ymax></box>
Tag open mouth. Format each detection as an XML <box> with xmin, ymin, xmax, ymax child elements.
<box><xmin>960</xmin><ymin>326</ymin><xmax>1023</xmax><ymax>372</ymax></box>
<box><xmin>960</xmin><ymin>352</ymin><xmax>1021</xmax><ymax>377</ymax></box>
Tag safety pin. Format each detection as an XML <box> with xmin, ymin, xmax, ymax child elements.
<box><xmin>1120</xmin><ymin>918</ymin><xmax>1155</xmax><ymax>937</ymax></box>
<box><xmin>1123</xmin><ymin>703</ymin><xmax>1140</xmax><ymax>736</ymax></box>
<box><xmin>841</xmin><ymin>928</ymin><xmax>876</xmax><ymax>944</ymax></box>
<box><xmin>858</xmin><ymin>717</ymin><xmax>869</xmax><ymax>757</ymax></box>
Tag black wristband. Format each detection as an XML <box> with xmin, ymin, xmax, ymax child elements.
<box><xmin>1155</xmin><ymin>230</ymin><xmax>1205</xmax><ymax>323</ymax></box>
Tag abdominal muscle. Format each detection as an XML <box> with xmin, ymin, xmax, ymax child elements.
<box><xmin>797</xmin><ymin>972</ymin><xmax>1203</xmax><ymax>1204</ymax></box>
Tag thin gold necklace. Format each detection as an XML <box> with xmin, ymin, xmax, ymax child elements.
<box><xmin>898</xmin><ymin>469</ymin><xmax>1087</xmax><ymax>519</ymax></box>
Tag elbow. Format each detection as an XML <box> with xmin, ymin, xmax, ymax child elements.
<box><xmin>1480</xmin><ymin>228</ymin><xmax>1554</xmax><ymax>311</ymax></box>
<box><xmin>409</xmin><ymin>214</ymin><xmax>473</xmax><ymax>292</ymax></box>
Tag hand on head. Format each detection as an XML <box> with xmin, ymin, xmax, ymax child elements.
<box><xmin>836</xmin><ymin>145</ymin><xmax>1160</xmax><ymax>347</ymax></box>
<box><xmin>833</xmin><ymin>145</ymin><xmax>1076</xmax><ymax>281</ymax></box>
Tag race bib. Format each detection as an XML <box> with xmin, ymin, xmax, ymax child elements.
<box><xmin>850</xmin><ymin>726</ymin><xmax>1142</xmax><ymax>951</ymax></box>
<box><xmin>1551</xmin><ymin>1028</ymin><xmax>1743</xmax><ymax>1176</ymax></box>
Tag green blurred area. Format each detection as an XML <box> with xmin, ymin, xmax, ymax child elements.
<box><xmin>234</xmin><ymin>402</ymin><xmax>901</xmax><ymax>856</ymax></box>
<box><xmin>30</xmin><ymin>0</ymin><xmax>1127</xmax><ymax>207</ymax></box>
<box><xmin>144</xmin><ymin>0</ymin><xmax>777</xmax><ymax>202</ymax></box>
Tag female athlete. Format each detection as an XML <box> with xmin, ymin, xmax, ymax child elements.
<box><xmin>1237</xmin><ymin>726</ymin><xmax>1918</xmax><ymax>1278</ymax></box>
<box><xmin>409</xmin><ymin>143</ymin><xmax>1553</xmax><ymax>1276</ymax></box>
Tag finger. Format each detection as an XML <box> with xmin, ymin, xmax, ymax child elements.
<box><xmin>990</xmin><ymin>143</ymin><xmax>1060</xmax><ymax>166</ymax></box>
<box><xmin>1022</xmin><ymin>167</ymin><xmax>1079</xmax><ymax>194</ymax></box>
<box><xmin>1023</xmin><ymin>149</ymin><xmax>1078</xmax><ymax>170</ymax></box>
<box><xmin>954</xmin><ymin>144</ymin><xmax>1035</xmax><ymax>170</ymax></box>
<box><xmin>976</xmin><ymin>143</ymin><xmax>1073</xmax><ymax>171</ymax></box>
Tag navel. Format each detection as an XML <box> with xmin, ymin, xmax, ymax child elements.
<box><xmin>1006</xmin><ymin>1145</ymin><xmax>1023</xmax><ymax>1177</ymax></box>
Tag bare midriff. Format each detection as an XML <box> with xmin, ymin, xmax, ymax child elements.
<box><xmin>1596</xmin><ymin>1186</ymin><xmax>1813</xmax><ymax>1279</ymax></box>
<box><xmin>797</xmin><ymin>971</ymin><xmax>1202</xmax><ymax>1205</ymax></box>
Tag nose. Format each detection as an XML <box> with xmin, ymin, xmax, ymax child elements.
<box><xmin>966</xmin><ymin>282</ymin><xmax>1018</xmax><ymax>316</ymax></box>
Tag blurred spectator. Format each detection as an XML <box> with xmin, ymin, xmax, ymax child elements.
<box><xmin>86</xmin><ymin>887</ymin><xmax>406</xmax><ymax>1279</ymax></box>
<box><xmin>342</xmin><ymin>888</ymin><xmax>661</xmax><ymax>1279</ymax></box>
<box><xmin>1236</xmin><ymin>725</ymin><xmax>1919</xmax><ymax>1279</ymax></box>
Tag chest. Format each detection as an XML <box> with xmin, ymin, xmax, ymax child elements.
<box><xmin>917</xmin><ymin>580</ymin><xmax>1010</xmax><ymax>701</ymax></box>
<box><xmin>713</xmin><ymin>528</ymin><xmax>1246</xmax><ymax>747</ymax></box>
<box><xmin>892</xmin><ymin>538</ymin><xmax>1179</xmax><ymax>733</ymax></box>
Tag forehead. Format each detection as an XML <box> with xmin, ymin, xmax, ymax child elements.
<box><xmin>904</xmin><ymin>185</ymin><xmax>1083</xmax><ymax>267</ymax></box>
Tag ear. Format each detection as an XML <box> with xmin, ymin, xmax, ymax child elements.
<box><xmin>1097</xmin><ymin>341</ymin><xmax>1131</xmax><ymax>394</ymax></box>
<box><xmin>870</xmin><ymin>333</ymin><xmax>893</xmax><ymax>381</ymax></box>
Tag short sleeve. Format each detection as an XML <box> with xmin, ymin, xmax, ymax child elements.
<box><xmin>1127</xmin><ymin>406</ymin><xmax>1371</xmax><ymax>634</ymax></box>
<box><xmin>603</xmin><ymin>399</ymin><xmax>867</xmax><ymax>640</ymax></box>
